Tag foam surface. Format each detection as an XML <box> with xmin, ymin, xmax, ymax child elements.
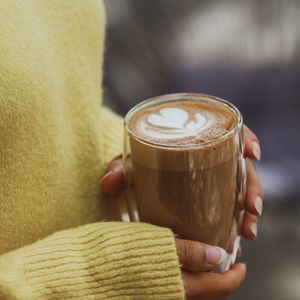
<box><xmin>129</xmin><ymin>100</ymin><xmax>237</xmax><ymax>145</ymax></box>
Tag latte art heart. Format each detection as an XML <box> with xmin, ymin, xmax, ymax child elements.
<box><xmin>141</xmin><ymin>108</ymin><xmax>212</xmax><ymax>140</ymax></box>
<box><xmin>129</xmin><ymin>100</ymin><xmax>237</xmax><ymax>145</ymax></box>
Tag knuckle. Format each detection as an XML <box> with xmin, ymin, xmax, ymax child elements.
<box><xmin>183</xmin><ymin>240</ymin><xmax>198</xmax><ymax>267</ymax></box>
<box><xmin>183</xmin><ymin>240</ymin><xmax>192</xmax><ymax>266</ymax></box>
<box><xmin>179</xmin><ymin>240</ymin><xmax>187</xmax><ymax>266</ymax></box>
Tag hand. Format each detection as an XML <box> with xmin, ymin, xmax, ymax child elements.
<box><xmin>176</xmin><ymin>239</ymin><xmax>246</xmax><ymax>299</ymax></box>
<box><xmin>100</xmin><ymin>125</ymin><xmax>264</xmax><ymax>240</ymax></box>
<box><xmin>100</xmin><ymin>125</ymin><xmax>262</xmax><ymax>299</ymax></box>
<box><xmin>240</xmin><ymin>125</ymin><xmax>264</xmax><ymax>240</ymax></box>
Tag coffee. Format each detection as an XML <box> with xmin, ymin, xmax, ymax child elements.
<box><xmin>129</xmin><ymin>101</ymin><xmax>237</xmax><ymax>146</ymax></box>
<box><xmin>124</xmin><ymin>94</ymin><xmax>244</xmax><ymax>257</ymax></box>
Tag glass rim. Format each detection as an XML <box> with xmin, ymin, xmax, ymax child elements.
<box><xmin>124</xmin><ymin>93</ymin><xmax>243</xmax><ymax>149</ymax></box>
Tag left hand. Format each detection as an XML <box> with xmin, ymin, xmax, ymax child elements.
<box><xmin>239</xmin><ymin>125</ymin><xmax>264</xmax><ymax>240</ymax></box>
<box><xmin>100</xmin><ymin>125</ymin><xmax>264</xmax><ymax>241</ymax></box>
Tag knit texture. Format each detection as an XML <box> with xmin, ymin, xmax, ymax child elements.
<box><xmin>0</xmin><ymin>0</ymin><xmax>185</xmax><ymax>299</ymax></box>
<box><xmin>0</xmin><ymin>223</ymin><xmax>184</xmax><ymax>299</ymax></box>
<box><xmin>101</xmin><ymin>107</ymin><xmax>124</xmax><ymax>167</ymax></box>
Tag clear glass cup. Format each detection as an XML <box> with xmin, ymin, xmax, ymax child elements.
<box><xmin>122</xmin><ymin>93</ymin><xmax>246</xmax><ymax>271</ymax></box>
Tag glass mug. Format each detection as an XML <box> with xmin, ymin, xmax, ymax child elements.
<box><xmin>121</xmin><ymin>93</ymin><xmax>246</xmax><ymax>271</ymax></box>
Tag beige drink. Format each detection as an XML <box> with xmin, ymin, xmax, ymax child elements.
<box><xmin>124</xmin><ymin>93</ymin><xmax>245</xmax><ymax>270</ymax></box>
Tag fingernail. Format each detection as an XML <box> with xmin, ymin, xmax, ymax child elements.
<box><xmin>254</xmin><ymin>196</ymin><xmax>263</xmax><ymax>216</ymax></box>
<box><xmin>206</xmin><ymin>246</ymin><xmax>227</xmax><ymax>265</ymax></box>
<box><xmin>100</xmin><ymin>171</ymin><xmax>113</xmax><ymax>183</ymax></box>
<box><xmin>101</xmin><ymin>166</ymin><xmax>124</xmax><ymax>184</ymax></box>
<box><xmin>252</xmin><ymin>142</ymin><xmax>261</xmax><ymax>161</ymax></box>
<box><xmin>250</xmin><ymin>223</ymin><xmax>257</xmax><ymax>238</ymax></box>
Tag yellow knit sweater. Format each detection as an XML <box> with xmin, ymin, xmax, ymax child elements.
<box><xmin>0</xmin><ymin>1</ymin><xmax>184</xmax><ymax>299</ymax></box>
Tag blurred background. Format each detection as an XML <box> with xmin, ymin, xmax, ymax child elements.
<box><xmin>103</xmin><ymin>1</ymin><xmax>300</xmax><ymax>299</ymax></box>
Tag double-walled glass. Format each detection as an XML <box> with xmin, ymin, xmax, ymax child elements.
<box><xmin>122</xmin><ymin>93</ymin><xmax>246</xmax><ymax>271</ymax></box>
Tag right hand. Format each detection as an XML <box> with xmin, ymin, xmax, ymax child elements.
<box><xmin>100</xmin><ymin>160</ymin><xmax>246</xmax><ymax>299</ymax></box>
<box><xmin>176</xmin><ymin>239</ymin><xmax>246</xmax><ymax>300</ymax></box>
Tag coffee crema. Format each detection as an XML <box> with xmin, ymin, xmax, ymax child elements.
<box><xmin>129</xmin><ymin>100</ymin><xmax>237</xmax><ymax>146</ymax></box>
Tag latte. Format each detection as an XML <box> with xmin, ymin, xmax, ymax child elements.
<box><xmin>124</xmin><ymin>93</ymin><xmax>245</xmax><ymax>270</ymax></box>
<box><xmin>129</xmin><ymin>100</ymin><xmax>237</xmax><ymax>146</ymax></box>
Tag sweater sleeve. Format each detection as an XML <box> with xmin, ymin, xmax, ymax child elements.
<box><xmin>0</xmin><ymin>222</ymin><xmax>185</xmax><ymax>300</ymax></box>
<box><xmin>101</xmin><ymin>106</ymin><xmax>124</xmax><ymax>166</ymax></box>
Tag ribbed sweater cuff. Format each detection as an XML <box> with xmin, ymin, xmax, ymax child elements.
<box><xmin>0</xmin><ymin>222</ymin><xmax>185</xmax><ymax>299</ymax></box>
<box><xmin>101</xmin><ymin>106</ymin><xmax>123</xmax><ymax>166</ymax></box>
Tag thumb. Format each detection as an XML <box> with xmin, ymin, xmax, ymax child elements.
<box><xmin>100</xmin><ymin>158</ymin><xmax>125</xmax><ymax>194</ymax></box>
<box><xmin>176</xmin><ymin>239</ymin><xmax>227</xmax><ymax>272</ymax></box>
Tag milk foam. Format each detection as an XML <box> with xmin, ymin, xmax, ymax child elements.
<box><xmin>140</xmin><ymin>108</ymin><xmax>213</xmax><ymax>140</ymax></box>
<box><xmin>130</xmin><ymin>101</ymin><xmax>237</xmax><ymax>145</ymax></box>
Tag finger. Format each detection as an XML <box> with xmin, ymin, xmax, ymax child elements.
<box><xmin>176</xmin><ymin>239</ymin><xmax>227</xmax><ymax>272</ymax></box>
<box><xmin>184</xmin><ymin>263</ymin><xmax>246</xmax><ymax>300</ymax></box>
<box><xmin>245</xmin><ymin>159</ymin><xmax>264</xmax><ymax>216</ymax></box>
<box><xmin>243</xmin><ymin>125</ymin><xmax>261</xmax><ymax>161</ymax></box>
<box><xmin>240</xmin><ymin>211</ymin><xmax>258</xmax><ymax>240</ymax></box>
<box><xmin>107</xmin><ymin>157</ymin><xmax>123</xmax><ymax>172</ymax></box>
<box><xmin>100</xmin><ymin>158</ymin><xmax>125</xmax><ymax>194</ymax></box>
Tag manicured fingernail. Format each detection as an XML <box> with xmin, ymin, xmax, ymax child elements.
<box><xmin>250</xmin><ymin>223</ymin><xmax>257</xmax><ymax>238</ymax></box>
<box><xmin>101</xmin><ymin>171</ymin><xmax>113</xmax><ymax>183</ymax></box>
<box><xmin>254</xmin><ymin>196</ymin><xmax>263</xmax><ymax>216</ymax></box>
<box><xmin>206</xmin><ymin>246</ymin><xmax>227</xmax><ymax>265</ymax></box>
<box><xmin>252</xmin><ymin>142</ymin><xmax>261</xmax><ymax>161</ymax></box>
<box><xmin>101</xmin><ymin>166</ymin><xmax>124</xmax><ymax>185</ymax></box>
